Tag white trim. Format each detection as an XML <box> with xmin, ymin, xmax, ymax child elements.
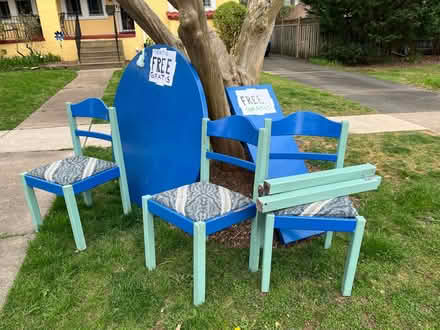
<box><xmin>61</xmin><ymin>0</ymin><xmax>108</xmax><ymax>20</ymax></box>
<box><xmin>168</xmin><ymin>0</ymin><xmax>216</xmax><ymax>12</ymax></box>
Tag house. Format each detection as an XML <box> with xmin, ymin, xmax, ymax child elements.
<box><xmin>0</xmin><ymin>0</ymin><xmax>234</xmax><ymax>66</ymax></box>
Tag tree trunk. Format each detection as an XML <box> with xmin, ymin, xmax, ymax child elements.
<box><xmin>117</xmin><ymin>0</ymin><xmax>283</xmax><ymax>158</ymax></box>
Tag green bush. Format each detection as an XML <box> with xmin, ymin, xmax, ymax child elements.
<box><xmin>213</xmin><ymin>1</ymin><xmax>247</xmax><ymax>52</ymax></box>
<box><xmin>321</xmin><ymin>42</ymin><xmax>368</xmax><ymax>65</ymax></box>
<box><xmin>0</xmin><ymin>53</ymin><xmax>61</xmax><ymax>71</ymax></box>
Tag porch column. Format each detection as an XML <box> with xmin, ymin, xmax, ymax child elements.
<box><xmin>35</xmin><ymin>0</ymin><xmax>64</xmax><ymax>58</ymax></box>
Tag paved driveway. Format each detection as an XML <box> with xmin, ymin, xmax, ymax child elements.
<box><xmin>263</xmin><ymin>56</ymin><xmax>440</xmax><ymax>114</ymax></box>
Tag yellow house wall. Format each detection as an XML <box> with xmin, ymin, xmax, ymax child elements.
<box><xmin>1</xmin><ymin>0</ymin><xmax>238</xmax><ymax>61</ymax></box>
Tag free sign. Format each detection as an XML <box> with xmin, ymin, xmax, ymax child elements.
<box><xmin>236</xmin><ymin>88</ymin><xmax>276</xmax><ymax>115</ymax></box>
<box><xmin>149</xmin><ymin>48</ymin><xmax>177</xmax><ymax>87</ymax></box>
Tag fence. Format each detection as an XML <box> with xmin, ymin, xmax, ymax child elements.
<box><xmin>271</xmin><ymin>18</ymin><xmax>320</xmax><ymax>58</ymax></box>
<box><xmin>0</xmin><ymin>15</ymin><xmax>43</xmax><ymax>42</ymax></box>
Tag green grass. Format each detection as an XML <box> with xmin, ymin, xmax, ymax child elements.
<box><xmin>358</xmin><ymin>64</ymin><xmax>440</xmax><ymax>90</ymax></box>
<box><xmin>260</xmin><ymin>73</ymin><xmax>375</xmax><ymax>116</ymax></box>
<box><xmin>0</xmin><ymin>69</ymin><xmax>77</xmax><ymax>130</ymax></box>
<box><xmin>309</xmin><ymin>57</ymin><xmax>440</xmax><ymax>91</ymax></box>
<box><xmin>1</xmin><ymin>131</ymin><xmax>439</xmax><ymax>328</ymax></box>
<box><xmin>102</xmin><ymin>70</ymin><xmax>123</xmax><ymax>107</ymax></box>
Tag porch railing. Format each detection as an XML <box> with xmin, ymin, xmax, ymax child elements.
<box><xmin>58</xmin><ymin>12</ymin><xmax>80</xmax><ymax>38</ymax></box>
<box><xmin>0</xmin><ymin>15</ymin><xmax>43</xmax><ymax>42</ymax></box>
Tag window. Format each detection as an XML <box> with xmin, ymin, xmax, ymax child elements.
<box><xmin>0</xmin><ymin>1</ymin><xmax>11</xmax><ymax>19</ymax></box>
<box><xmin>66</xmin><ymin>0</ymin><xmax>82</xmax><ymax>15</ymax></box>
<box><xmin>87</xmin><ymin>0</ymin><xmax>103</xmax><ymax>16</ymax></box>
<box><xmin>15</xmin><ymin>0</ymin><xmax>33</xmax><ymax>15</ymax></box>
<box><xmin>168</xmin><ymin>0</ymin><xmax>215</xmax><ymax>12</ymax></box>
<box><xmin>203</xmin><ymin>0</ymin><xmax>211</xmax><ymax>7</ymax></box>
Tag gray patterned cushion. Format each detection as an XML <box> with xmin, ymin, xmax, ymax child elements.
<box><xmin>27</xmin><ymin>155</ymin><xmax>116</xmax><ymax>185</ymax></box>
<box><xmin>152</xmin><ymin>182</ymin><xmax>253</xmax><ymax>222</ymax></box>
<box><xmin>275</xmin><ymin>196</ymin><xmax>358</xmax><ymax>218</ymax></box>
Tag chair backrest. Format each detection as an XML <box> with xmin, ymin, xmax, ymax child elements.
<box><xmin>66</xmin><ymin>98</ymin><xmax>126</xmax><ymax>173</ymax></box>
<box><xmin>270</xmin><ymin>112</ymin><xmax>349</xmax><ymax>168</ymax></box>
<box><xmin>201</xmin><ymin>116</ymin><xmax>271</xmax><ymax>200</ymax></box>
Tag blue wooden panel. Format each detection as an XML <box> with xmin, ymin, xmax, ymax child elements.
<box><xmin>205</xmin><ymin>204</ymin><xmax>256</xmax><ymax>235</ymax></box>
<box><xmin>274</xmin><ymin>215</ymin><xmax>357</xmax><ymax>233</ymax></box>
<box><xmin>270</xmin><ymin>152</ymin><xmax>337</xmax><ymax>162</ymax></box>
<box><xmin>206</xmin><ymin>152</ymin><xmax>256</xmax><ymax>172</ymax></box>
<box><xmin>72</xmin><ymin>167</ymin><xmax>120</xmax><ymax>194</ymax></box>
<box><xmin>226</xmin><ymin>85</ymin><xmax>316</xmax><ymax>244</ymax></box>
<box><xmin>71</xmin><ymin>98</ymin><xmax>110</xmax><ymax>121</ymax></box>
<box><xmin>115</xmin><ymin>45</ymin><xmax>208</xmax><ymax>205</ymax></box>
<box><xmin>271</xmin><ymin>112</ymin><xmax>342</xmax><ymax>138</ymax></box>
<box><xmin>226</xmin><ymin>85</ymin><xmax>308</xmax><ymax>179</ymax></box>
<box><xmin>207</xmin><ymin>115</ymin><xmax>259</xmax><ymax>146</ymax></box>
<box><xmin>148</xmin><ymin>200</ymin><xmax>194</xmax><ymax>235</ymax></box>
<box><xmin>24</xmin><ymin>175</ymin><xmax>64</xmax><ymax>196</ymax></box>
<box><xmin>75</xmin><ymin>130</ymin><xmax>112</xmax><ymax>142</ymax></box>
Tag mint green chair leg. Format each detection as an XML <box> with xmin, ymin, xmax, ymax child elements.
<box><xmin>142</xmin><ymin>195</ymin><xmax>156</xmax><ymax>270</ymax></box>
<box><xmin>249</xmin><ymin>213</ymin><xmax>262</xmax><ymax>272</ymax></box>
<box><xmin>119</xmin><ymin>176</ymin><xmax>131</xmax><ymax>215</ymax></box>
<box><xmin>341</xmin><ymin>216</ymin><xmax>366</xmax><ymax>296</ymax></box>
<box><xmin>21</xmin><ymin>173</ymin><xmax>42</xmax><ymax>232</ymax></box>
<box><xmin>62</xmin><ymin>185</ymin><xmax>86</xmax><ymax>251</ymax></box>
<box><xmin>261</xmin><ymin>213</ymin><xmax>275</xmax><ymax>293</ymax></box>
<box><xmin>324</xmin><ymin>231</ymin><xmax>333</xmax><ymax>249</ymax></box>
<box><xmin>193</xmin><ymin>221</ymin><xmax>206</xmax><ymax>306</ymax></box>
<box><xmin>82</xmin><ymin>191</ymin><xmax>93</xmax><ymax>207</ymax></box>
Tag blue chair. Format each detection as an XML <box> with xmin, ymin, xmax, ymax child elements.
<box><xmin>21</xmin><ymin>98</ymin><xmax>131</xmax><ymax>251</ymax></box>
<box><xmin>249</xmin><ymin>112</ymin><xmax>371</xmax><ymax>296</ymax></box>
<box><xmin>142</xmin><ymin>116</ymin><xmax>270</xmax><ymax>305</ymax></box>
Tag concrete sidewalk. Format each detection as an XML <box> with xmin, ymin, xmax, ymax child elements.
<box><xmin>0</xmin><ymin>68</ymin><xmax>116</xmax><ymax>308</ymax></box>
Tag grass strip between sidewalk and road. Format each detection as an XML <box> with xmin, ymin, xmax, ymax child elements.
<box><xmin>0</xmin><ymin>70</ymin><xmax>77</xmax><ymax>131</ymax></box>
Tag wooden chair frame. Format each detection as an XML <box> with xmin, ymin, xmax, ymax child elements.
<box><xmin>143</xmin><ymin>116</ymin><xmax>270</xmax><ymax>305</ymax></box>
<box><xmin>21</xmin><ymin>98</ymin><xmax>131</xmax><ymax>251</ymax></box>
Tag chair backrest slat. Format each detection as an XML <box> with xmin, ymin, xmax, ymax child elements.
<box><xmin>207</xmin><ymin>116</ymin><xmax>259</xmax><ymax>146</ymax></box>
<box><xmin>270</xmin><ymin>152</ymin><xmax>338</xmax><ymax>162</ymax></box>
<box><xmin>75</xmin><ymin>129</ymin><xmax>113</xmax><ymax>142</ymax></box>
<box><xmin>271</xmin><ymin>112</ymin><xmax>342</xmax><ymax>138</ymax></box>
<box><xmin>206</xmin><ymin>151</ymin><xmax>256</xmax><ymax>172</ymax></box>
<box><xmin>70</xmin><ymin>98</ymin><xmax>110</xmax><ymax>121</ymax></box>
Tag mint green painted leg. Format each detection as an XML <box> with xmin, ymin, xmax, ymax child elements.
<box><xmin>119</xmin><ymin>176</ymin><xmax>131</xmax><ymax>215</ymax></box>
<box><xmin>249</xmin><ymin>214</ymin><xmax>262</xmax><ymax>272</ymax></box>
<box><xmin>82</xmin><ymin>191</ymin><xmax>93</xmax><ymax>207</ymax></box>
<box><xmin>193</xmin><ymin>222</ymin><xmax>206</xmax><ymax>306</ymax></box>
<box><xmin>20</xmin><ymin>174</ymin><xmax>42</xmax><ymax>232</ymax></box>
<box><xmin>259</xmin><ymin>214</ymin><xmax>266</xmax><ymax>249</ymax></box>
<box><xmin>341</xmin><ymin>216</ymin><xmax>366</xmax><ymax>296</ymax></box>
<box><xmin>62</xmin><ymin>185</ymin><xmax>86</xmax><ymax>251</ymax></box>
<box><xmin>324</xmin><ymin>231</ymin><xmax>333</xmax><ymax>249</ymax></box>
<box><xmin>142</xmin><ymin>195</ymin><xmax>156</xmax><ymax>270</ymax></box>
<box><xmin>261</xmin><ymin>214</ymin><xmax>275</xmax><ymax>293</ymax></box>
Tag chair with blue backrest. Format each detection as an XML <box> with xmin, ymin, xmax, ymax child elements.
<box><xmin>249</xmin><ymin>112</ymin><xmax>381</xmax><ymax>296</ymax></box>
<box><xmin>21</xmin><ymin>98</ymin><xmax>131</xmax><ymax>251</ymax></box>
<box><xmin>142</xmin><ymin>116</ymin><xmax>270</xmax><ymax>306</ymax></box>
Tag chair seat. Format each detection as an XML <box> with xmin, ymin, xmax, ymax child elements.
<box><xmin>275</xmin><ymin>196</ymin><xmax>358</xmax><ymax>218</ymax></box>
<box><xmin>152</xmin><ymin>182</ymin><xmax>253</xmax><ymax>222</ymax></box>
<box><xmin>27</xmin><ymin>155</ymin><xmax>116</xmax><ymax>186</ymax></box>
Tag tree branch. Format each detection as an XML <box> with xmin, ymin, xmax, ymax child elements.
<box><xmin>118</xmin><ymin>0</ymin><xmax>183</xmax><ymax>50</ymax></box>
<box><xmin>235</xmin><ymin>0</ymin><xmax>283</xmax><ymax>84</ymax></box>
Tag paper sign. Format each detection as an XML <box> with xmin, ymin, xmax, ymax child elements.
<box><xmin>149</xmin><ymin>48</ymin><xmax>177</xmax><ymax>87</ymax></box>
<box><xmin>236</xmin><ymin>88</ymin><xmax>276</xmax><ymax>115</ymax></box>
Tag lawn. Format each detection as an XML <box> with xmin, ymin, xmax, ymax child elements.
<box><xmin>0</xmin><ymin>130</ymin><xmax>439</xmax><ymax>328</ymax></box>
<box><xmin>0</xmin><ymin>70</ymin><xmax>77</xmax><ymax>131</ymax></box>
<box><xmin>1</xmin><ymin>71</ymin><xmax>438</xmax><ymax>328</ymax></box>
<box><xmin>309</xmin><ymin>56</ymin><xmax>440</xmax><ymax>91</ymax></box>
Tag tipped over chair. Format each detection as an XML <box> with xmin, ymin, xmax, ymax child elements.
<box><xmin>21</xmin><ymin>98</ymin><xmax>131</xmax><ymax>251</ymax></box>
<box><xmin>142</xmin><ymin>116</ymin><xmax>270</xmax><ymax>305</ymax></box>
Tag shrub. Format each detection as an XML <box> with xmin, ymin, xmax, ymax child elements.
<box><xmin>321</xmin><ymin>42</ymin><xmax>368</xmax><ymax>65</ymax></box>
<box><xmin>0</xmin><ymin>53</ymin><xmax>61</xmax><ymax>71</ymax></box>
<box><xmin>213</xmin><ymin>1</ymin><xmax>247</xmax><ymax>52</ymax></box>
